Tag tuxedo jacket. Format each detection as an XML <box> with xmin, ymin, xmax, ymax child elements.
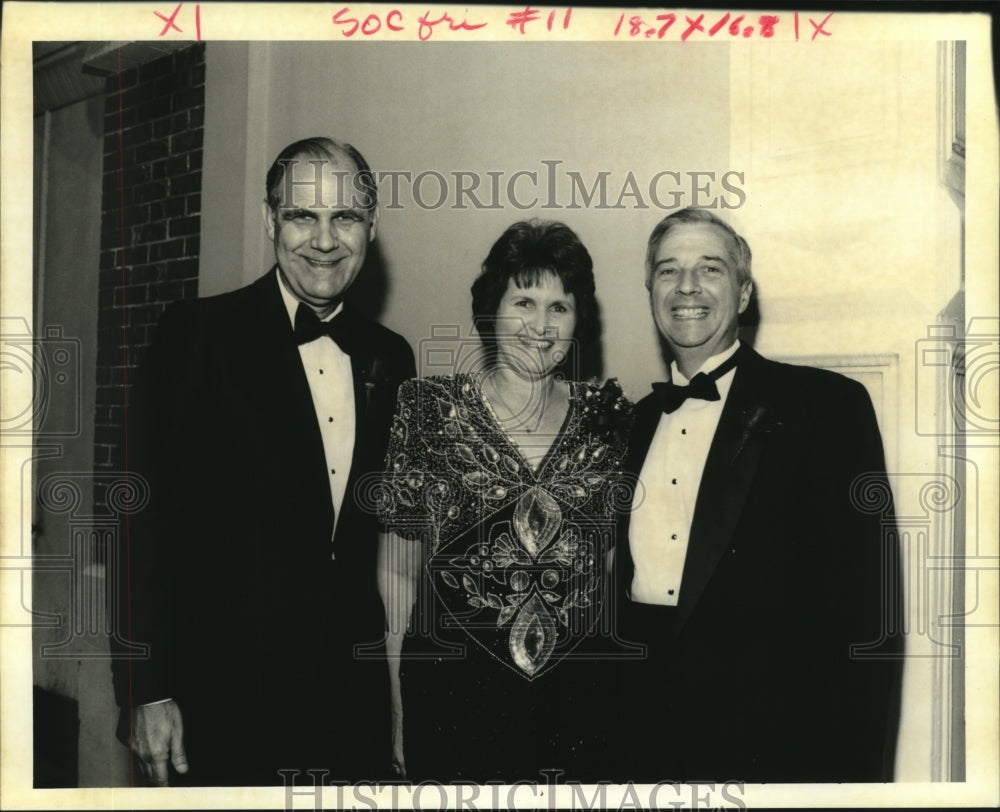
<box><xmin>110</xmin><ymin>268</ymin><xmax>415</xmax><ymax>784</ymax></box>
<box><xmin>615</xmin><ymin>345</ymin><xmax>903</xmax><ymax>783</ymax></box>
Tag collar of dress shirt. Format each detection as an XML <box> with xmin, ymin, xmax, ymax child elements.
<box><xmin>276</xmin><ymin>270</ymin><xmax>344</xmax><ymax>327</ymax></box>
<box><xmin>670</xmin><ymin>340</ymin><xmax>741</xmax><ymax>387</ymax></box>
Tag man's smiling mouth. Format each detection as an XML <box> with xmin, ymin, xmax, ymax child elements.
<box><xmin>672</xmin><ymin>306</ymin><xmax>709</xmax><ymax>319</ymax></box>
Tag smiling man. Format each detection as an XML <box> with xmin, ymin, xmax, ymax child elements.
<box><xmin>615</xmin><ymin>207</ymin><xmax>903</xmax><ymax>782</ymax></box>
<box><xmin>111</xmin><ymin>137</ymin><xmax>415</xmax><ymax>786</ymax></box>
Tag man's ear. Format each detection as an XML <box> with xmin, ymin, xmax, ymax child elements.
<box><xmin>738</xmin><ymin>280</ymin><xmax>753</xmax><ymax>314</ymax></box>
<box><xmin>262</xmin><ymin>200</ymin><xmax>276</xmax><ymax>240</ymax></box>
<box><xmin>368</xmin><ymin>207</ymin><xmax>379</xmax><ymax>243</ymax></box>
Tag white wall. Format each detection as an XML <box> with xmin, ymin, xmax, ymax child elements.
<box><xmin>729</xmin><ymin>41</ymin><xmax>963</xmax><ymax>781</ymax></box>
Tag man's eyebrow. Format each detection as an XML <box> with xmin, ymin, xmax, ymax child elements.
<box><xmin>278</xmin><ymin>205</ymin><xmax>368</xmax><ymax>218</ymax></box>
<box><xmin>654</xmin><ymin>254</ymin><xmax>729</xmax><ymax>266</ymax></box>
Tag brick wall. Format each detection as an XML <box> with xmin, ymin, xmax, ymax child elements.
<box><xmin>93</xmin><ymin>43</ymin><xmax>205</xmax><ymax>514</ymax></box>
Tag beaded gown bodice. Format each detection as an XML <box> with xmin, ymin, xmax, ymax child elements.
<box><xmin>379</xmin><ymin>373</ymin><xmax>632</xmax><ymax>678</ymax></box>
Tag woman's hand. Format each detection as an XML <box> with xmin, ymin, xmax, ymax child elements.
<box><xmin>379</xmin><ymin>530</ymin><xmax>420</xmax><ymax>779</ymax></box>
<box><xmin>391</xmin><ymin>703</ymin><xmax>406</xmax><ymax>777</ymax></box>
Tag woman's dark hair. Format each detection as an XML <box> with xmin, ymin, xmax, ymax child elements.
<box><xmin>472</xmin><ymin>219</ymin><xmax>598</xmax><ymax>375</ymax></box>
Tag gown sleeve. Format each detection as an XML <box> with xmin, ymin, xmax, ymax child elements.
<box><xmin>377</xmin><ymin>377</ymin><xmax>461</xmax><ymax>544</ymax></box>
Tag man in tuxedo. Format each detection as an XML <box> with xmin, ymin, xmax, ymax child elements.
<box><xmin>110</xmin><ymin>137</ymin><xmax>415</xmax><ymax>786</ymax></box>
<box><xmin>617</xmin><ymin>207</ymin><xmax>902</xmax><ymax>782</ymax></box>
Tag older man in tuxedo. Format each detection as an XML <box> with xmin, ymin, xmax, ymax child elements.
<box><xmin>111</xmin><ymin>137</ymin><xmax>415</xmax><ymax>786</ymax></box>
<box><xmin>616</xmin><ymin>208</ymin><xmax>902</xmax><ymax>782</ymax></box>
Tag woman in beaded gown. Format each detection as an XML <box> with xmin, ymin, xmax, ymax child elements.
<box><xmin>377</xmin><ymin>220</ymin><xmax>632</xmax><ymax>783</ymax></box>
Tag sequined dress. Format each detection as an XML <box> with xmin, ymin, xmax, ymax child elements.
<box><xmin>378</xmin><ymin>373</ymin><xmax>632</xmax><ymax>782</ymax></box>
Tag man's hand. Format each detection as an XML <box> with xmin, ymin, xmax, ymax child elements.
<box><xmin>131</xmin><ymin>700</ymin><xmax>188</xmax><ymax>786</ymax></box>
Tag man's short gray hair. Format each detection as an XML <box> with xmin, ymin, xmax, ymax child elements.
<box><xmin>644</xmin><ymin>207</ymin><xmax>752</xmax><ymax>289</ymax></box>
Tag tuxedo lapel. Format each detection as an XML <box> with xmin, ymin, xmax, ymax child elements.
<box><xmin>674</xmin><ymin>347</ymin><xmax>773</xmax><ymax>632</ymax></box>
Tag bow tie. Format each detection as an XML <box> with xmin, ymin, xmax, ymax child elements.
<box><xmin>652</xmin><ymin>353</ymin><xmax>739</xmax><ymax>414</ymax></box>
<box><xmin>294</xmin><ymin>303</ymin><xmax>354</xmax><ymax>354</ymax></box>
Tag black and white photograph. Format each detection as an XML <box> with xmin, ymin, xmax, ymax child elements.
<box><xmin>1</xmin><ymin>3</ymin><xmax>998</xmax><ymax>809</ymax></box>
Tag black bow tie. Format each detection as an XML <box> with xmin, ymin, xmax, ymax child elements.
<box><xmin>652</xmin><ymin>353</ymin><xmax>739</xmax><ymax>414</ymax></box>
<box><xmin>294</xmin><ymin>303</ymin><xmax>354</xmax><ymax>354</ymax></box>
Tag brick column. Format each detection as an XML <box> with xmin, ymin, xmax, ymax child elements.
<box><xmin>94</xmin><ymin>43</ymin><xmax>205</xmax><ymax>514</ymax></box>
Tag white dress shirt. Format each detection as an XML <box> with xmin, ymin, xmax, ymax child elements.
<box><xmin>629</xmin><ymin>341</ymin><xmax>740</xmax><ymax>606</ymax></box>
<box><xmin>277</xmin><ymin>273</ymin><xmax>356</xmax><ymax>538</ymax></box>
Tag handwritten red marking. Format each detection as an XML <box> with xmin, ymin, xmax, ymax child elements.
<box><xmin>709</xmin><ymin>13</ymin><xmax>730</xmax><ymax>36</ymax></box>
<box><xmin>810</xmin><ymin>12</ymin><xmax>833</xmax><ymax>40</ymax></box>
<box><xmin>655</xmin><ymin>13</ymin><xmax>675</xmax><ymax>38</ymax></box>
<box><xmin>609</xmin><ymin>9</ymin><xmax>794</xmax><ymax>42</ymax></box>
<box><xmin>331</xmin><ymin>7</ymin><xmax>404</xmax><ymax>37</ymax></box>
<box><xmin>563</xmin><ymin>8</ymin><xmax>572</xmax><ymax>29</ymax></box>
<box><xmin>154</xmin><ymin>2</ymin><xmax>184</xmax><ymax>36</ymax></box>
<box><xmin>195</xmin><ymin>4</ymin><xmax>201</xmax><ymax>40</ymax></box>
<box><xmin>681</xmin><ymin>14</ymin><xmax>704</xmax><ymax>41</ymax></box>
<box><xmin>417</xmin><ymin>9</ymin><xmax>487</xmax><ymax>41</ymax></box>
<box><xmin>506</xmin><ymin>6</ymin><xmax>540</xmax><ymax>35</ymax></box>
<box><xmin>332</xmin><ymin>7</ymin><xmax>360</xmax><ymax>36</ymax></box>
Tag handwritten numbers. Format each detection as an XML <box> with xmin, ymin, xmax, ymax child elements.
<box><xmin>708</xmin><ymin>13</ymin><xmax>731</xmax><ymax>36</ymax></box>
<box><xmin>652</xmin><ymin>14</ymin><xmax>676</xmax><ymax>38</ymax></box>
<box><xmin>758</xmin><ymin>15</ymin><xmax>779</xmax><ymax>38</ymax></box>
<box><xmin>546</xmin><ymin>8</ymin><xmax>572</xmax><ymax>31</ymax></box>
<box><xmin>613</xmin><ymin>13</ymin><xmax>674</xmax><ymax>39</ymax></box>
<box><xmin>508</xmin><ymin>6</ymin><xmax>572</xmax><ymax>35</ymax></box>
<box><xmin>613</xmin><ymin>10</ymin><xmax>796</xmax><ymax>41</ymax></box>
